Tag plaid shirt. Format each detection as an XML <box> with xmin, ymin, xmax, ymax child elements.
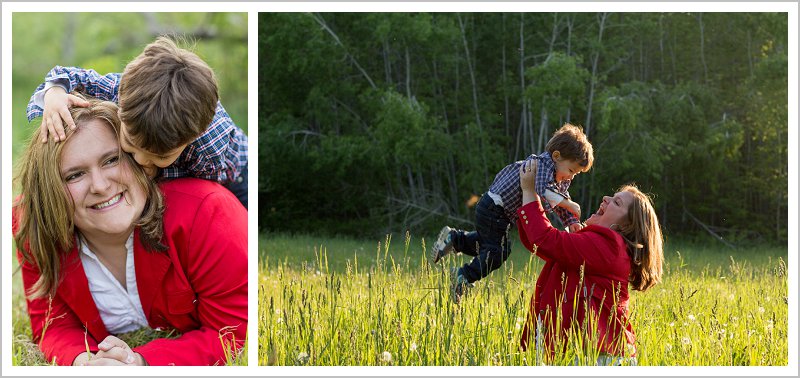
<box><xmin>488</xmin><ymin>152</ymin><xmax>579</xmax><ymax>227</ymax></box>
<box><xmin>27</xmin><ymin>66</ymin><xmax>248</xmax><ymax>184</ymax></box>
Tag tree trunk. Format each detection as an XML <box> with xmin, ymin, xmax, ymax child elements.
<box><xmin>383</xmin><ymin>38</ymin><xmax>392</xmax><ymax>84</ymax></box>
<box><xmin>312</xmin><ymin>13</ymin><xmax>377</xmax><ymax>90</ymax></box>
<box><xmin>659</xmin><ymin>14</ymin><xmax>666</xmax><ymax>80</ymax></box>
<box><xmin>457</xmin><ymin>13</ymin><xmax>488</xmax><ymax>184</ymax></box>
<box><xmin>582</xmin><ymin>12</ymin><xmax>607</xmax><ymax>211</ymax></box>
<box><xmin>670</xmin><ymin>21</ymin><xmax>678</xmax><ymax>85</ymax></box>
<box><xmin>538</xmin><ymin>105</ymin><xmax>548</xmax><ymax>153</ymax></box>
<box><xmin>584</xmin><ymin>12</ymin><xmax>607</xmax><ymax>141</ymax></box>
<box><xmin>697</xmin><ymin>13</ymin><xmax>709</xmax><ymax>84</ymax></box>
<box><xmin>567</xmin><ymin>15</ymin><xmax>574</xmax><ymax>55</ymax></box>
<box><xmin>516</xmin><ymin>13</ymin><xmax>527</xmax><ymax>160</ymax></box>
<box><xmin>502</xmin><ymin>13</ymin><xmax>511</xmax><ymax>159</ymax></box>
<box><xmin>405</xmin><ymin>45</ymin><xmax>412</xmax><ymax>99</ymax></box>
<box><xmin>746</xmin><ymin>29</ymin><xmax>754</xmax><ymax>78</ymax></box>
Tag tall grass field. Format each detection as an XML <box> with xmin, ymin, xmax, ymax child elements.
<box><xmin>259</xmin><ymin>232</ymin><xmax>788</xmax><ymax>366</ymax></box>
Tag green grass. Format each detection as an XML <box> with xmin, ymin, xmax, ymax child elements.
<box><xmin>11</xmin><ymin>253</ymin><xmax>247</xmax><ymax>366</ymax></box>
<box><xmin>258</xmin><ymin>231</ymin><xmax>788</xmax><ymax>366</ymax></box>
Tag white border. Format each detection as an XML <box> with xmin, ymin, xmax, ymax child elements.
<box><xmin>2</xmin><ymin>1</ymin><xmax>798</xmax><ymax>377</ymax></box>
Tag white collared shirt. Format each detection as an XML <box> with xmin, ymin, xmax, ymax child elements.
<box><xmin>79</xmin><ymin>234</ymin><xmax>148</xmax><ymax>334</ymax></box>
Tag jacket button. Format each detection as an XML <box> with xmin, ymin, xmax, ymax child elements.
<box><xmin>525</xmin><ymin>221</ymin><xmax>529</xmax><ymax>224</ymax></box>
<box><xmin>521</xmin><ymin>210</ymin><xmax>526</xmax><ymax>215</ymax></box>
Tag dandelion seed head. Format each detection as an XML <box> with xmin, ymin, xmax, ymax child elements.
<box><xmin>681</xmin><ymin>337</ymin><xmax>691</xmax><ymax>345</ymax></box>
<box><xmin>381</xmin><ymin>351</ymin><xmax>392</xmax><ymax>363</ymax></box>
<box><xmin>758</xmin><ymin>307</ymin><xmax>765</xmax><ymax>314</ymax></box>
<box><xmin>669</xmin><ymin>322</ymin><xmax>675</xmax><ymax>327</ymax></box>
<box><xmin>410</xmin><ymin>343</ymin><xmax>417</xmax><ymax>352</ymax></box>
<box><xmin>296</xmin><ymin>352</ymin><xmax>310</xmax><ymax>364</ymax></box>
<box><xmin>687</xmin><ymin>314</ymin><xmax>696</xmax><ymax>322</ymax></box>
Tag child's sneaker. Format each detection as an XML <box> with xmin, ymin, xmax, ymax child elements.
<box><xmin>450</xmin><ymin>267</ymin><xmax>473</xmax><ymax>304</ymax></box>
<box><xmin>430</xmin><ymin>226</ymin><xmax>455</xmax><ymax>264</ymax></box>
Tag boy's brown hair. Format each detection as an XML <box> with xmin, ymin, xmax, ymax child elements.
<box><xmin>118</xmin><ymin>36</ymin><xmax>218</xmax><ymax>154</ymax></box>
<box><xmin>545</xmin><ymin>123</ymin><xmax>594</xmax><ymax>171</ymax></box>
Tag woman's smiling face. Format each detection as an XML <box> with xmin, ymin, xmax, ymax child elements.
<box><xmin>585</xmin><ymin>190</ymin><xmax>634</xmax><ymax>229</ymax></box>
<box><xmin>59</xmin><ymin>119</ymin><xmax>145</xmax><ymax>239</ymax></box>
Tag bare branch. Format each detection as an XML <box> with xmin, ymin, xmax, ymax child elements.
<box><xmin>310</xmin><ymin>13</ymin><xmax>377</xmax><ymax>90</ymax></box>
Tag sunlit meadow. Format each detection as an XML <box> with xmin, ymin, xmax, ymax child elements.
<box><xmin>259</xmin><ymin>232</ymin><xmax>788</xmax><ymax>366</ymax></box>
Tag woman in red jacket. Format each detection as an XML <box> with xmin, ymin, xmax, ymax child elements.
<box><xmin>517</xmin><ymin>160</ymin><xmax>663</xmax><ymax>365</ymax></box>
<box><xmin>13</xmin><ymin>98</ymin><xmax>247</xmax><ymax>366</ymax></box>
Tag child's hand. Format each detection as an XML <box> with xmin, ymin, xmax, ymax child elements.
<box><xmin>568</xmin><ymin>223</ymin><xmax>584</xmax><ymax>233</ymax></box>
<box><xmin>40</xmin><ymin>86</ymin><xmax>90</xmax><ymax>143</ymax></box>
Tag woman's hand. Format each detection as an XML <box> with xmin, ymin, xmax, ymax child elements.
<box><xmin>82</xmin><ymin>335</ymin><xmax>146</xmax><ymax>366</ymax></box>
<box><xmin>519</xmin><ymin>160</ymin><xmax>539</xmax><ymax>205</ymax></box>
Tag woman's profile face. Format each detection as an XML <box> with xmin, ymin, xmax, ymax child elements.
<box><xmin>59</xmin><ymin>119</ymin><xmax>145</xmax><ymax>239</ymax></box>
<box><xmin>585</xmin><ymin>190</ymin><xmax>633</xmax><ymax>228</ymax></box>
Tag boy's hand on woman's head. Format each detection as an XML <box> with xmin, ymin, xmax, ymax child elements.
<box><xmin>41</xmin><ymin>86</ymin><xmax>90</xmax><ymax>143</ymax></box>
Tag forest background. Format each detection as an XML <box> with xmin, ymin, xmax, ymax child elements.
<box><xmin>260</xmin><ymin>12</ymin><xmax>788</xmax><ymax>246</ymax></box>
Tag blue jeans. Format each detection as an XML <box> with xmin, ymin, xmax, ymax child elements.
<box><xmin>451</xmin><ymin>193</ymin><xmax>511</xmax><ymax>283</ymax></box>
<box><xmin>223</xmin><ymin>163</ymin><xmax>248</xmax><ymax>209</ymax></box>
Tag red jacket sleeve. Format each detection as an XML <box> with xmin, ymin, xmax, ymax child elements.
<box><xmin>517</xmin><ymin>200</ymin><xmax>622</xmax><ymax>273</ymax></box>
<box><xmin>133</xmin><ymin>189</ymin><xmax>248</xmax><ymax>366</ymax></box>
<box><xmin>13</xmin><ymin>208</ymin><xmax>99</xmax><ymax>366</ymax></box>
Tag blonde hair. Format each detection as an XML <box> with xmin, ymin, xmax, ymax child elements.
<box><xmin>14</xmin><ymin>95</ymin><xmax>166</xmax><ymax>299</ymax></box>
<box><xmin>615</xmin><ymin>184</ymin><xmax>664</xmax><ymax>292</ymax></box>
<box><xmin>119</xmin><ymin>36</ymin><xmax>218</xmax><ymax>154</ymax></box>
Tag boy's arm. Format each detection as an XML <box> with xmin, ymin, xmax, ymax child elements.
<box><xmin>27</xmin><ymin>66</ymin><xmax>121</xmax><ymax>121</ymax></box>
<box><xmin>554</xmin><ymin>203</ymin><xmax>581</xmax><ymax>228</ymax></box>
<box><xmin>542</xmin><ymin>189</ymin><xmax>566</xmax><ymax>209</ymax></box>
<box><xmin>557</xmin><ymin>198</ymin><xmax>581</xmax><ymax>218</ymax></box>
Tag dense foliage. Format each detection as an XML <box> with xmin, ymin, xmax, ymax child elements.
<box><xmin>260</xmin><ymin>13</ymin><xmax>787</xmax><ymax>243</ymax></box>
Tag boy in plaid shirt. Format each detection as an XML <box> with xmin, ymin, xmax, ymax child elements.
<box><xmin>430</xmin><ymin>124</ymin><xmax>593</xmax><ymax>303</ymax></box>
<box><xmin>27</xmin><ymin>37</ymin><xmax>248</xmax><ymax>208</ymax></box>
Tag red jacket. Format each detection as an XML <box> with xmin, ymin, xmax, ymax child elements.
<box><xmin>517</xmin><ymin>200</ymin><xmax>635</xmax><ymax>357</ymax></box>
<box><xmin>14</xmin><ymin>178</ymin><xmax>248</xmax><ymax>366</ymax></box>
